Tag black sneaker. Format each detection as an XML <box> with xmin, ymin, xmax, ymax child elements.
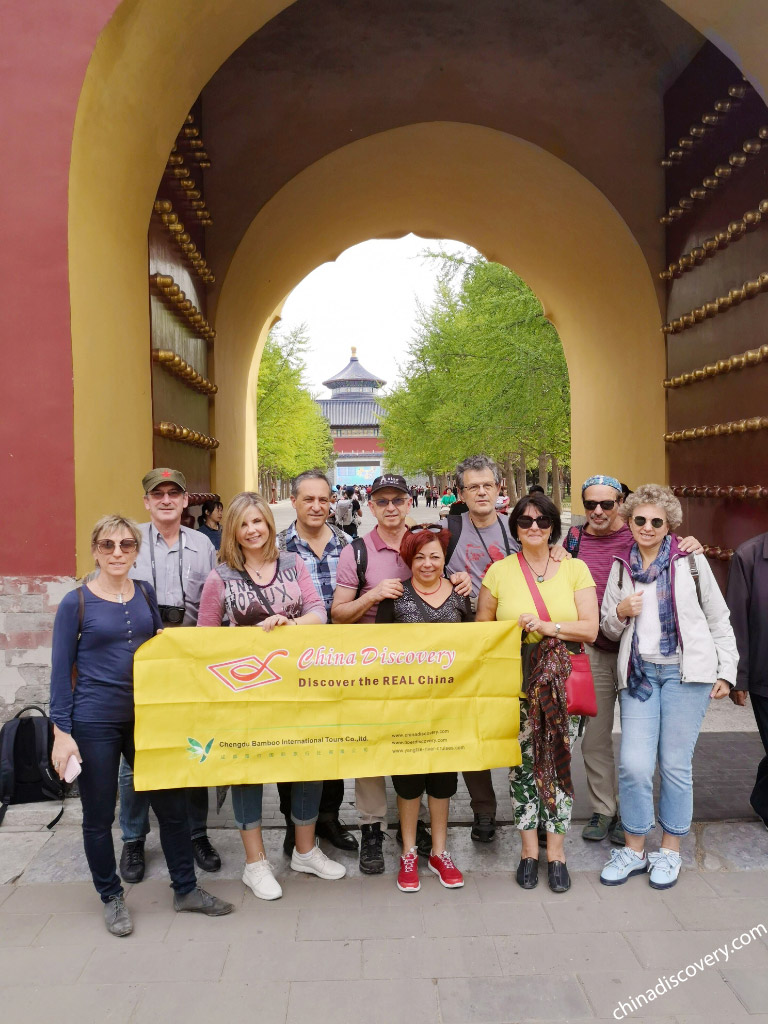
<box><xmin>470</xmin><ymin>813</ymin><xmax>496</xmax><ymax>843</ymax></box>
<box><xmin>315</xmin><ymin>817</ymin><xmax>359</xmax><ymax>851</ymax></box>
<box><xmin>359</xmin><ymin>823</ymin><xmax>385</xmax><ymax>874</ymax></box>
<box><xmin>191</xmin><ymin>834</ymin><xmax>221</xmax><ymax>872</ymax></box>
<box><xmin>395</xmin><ymin>820</ymin><xmax>432</xmax><ymax>858</ymax></box>
<box><xmin>119</xmin><ymin>840</ymin><xmax>145</xmax><ymax>883</ymax></box>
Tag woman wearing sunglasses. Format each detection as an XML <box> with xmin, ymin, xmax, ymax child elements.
<box><xmin>376</xmin><ymin>524</ymin><xmax>471</xmax><ymax>892</ymax></box>
<box><xmin>599</xmin><ymin>485</ymin><xmax>737</xmax><ymax>890</ymax></box>
<box><xmin>49</xmin><ymin>516</ymin><xmax>232</xmax><ymax>936</ymax></box>
<box><xmin>197</xmin><ymin>492</ymin><xmax>346</xmax><ymax>900</ymax></box>
<box><xmin>477</xmin><ymin>493</ymin><xmax>598</xmax><ymax>893</ymax></box>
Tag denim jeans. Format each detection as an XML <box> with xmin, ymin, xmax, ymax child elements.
<box><xmin>72</xmin><ymin>720</ymin><xmax>197</xmax><ymax>902</ymax></box>
<box><xmin>277</xmin><ymin>779</ymin><xmax>343</xmax><ymax>822</ymax></box>
<box><xmin>118</xmin><ymin>756</ymin><xmax>209</xmax><ymax>841</ymax></box>
<box><xmin>232</xmin><ymin>780</ymin><xmax>322</xmax><ymax>830</ymax></box>
<box><xmin>618</xmin><ymin>661</ymin><xmax>711</xmax><ymax>837</ymax></box>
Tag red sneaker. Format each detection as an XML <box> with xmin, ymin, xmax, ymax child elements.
<box><xmin>397</xmin><ymin>848</ymin><xmax>420</xmax><ymax>892</ymax></box>
<box><xmin>428</xmin><ymin>851</ymin><xmax>464</xmax><ymax>888</ymax></box>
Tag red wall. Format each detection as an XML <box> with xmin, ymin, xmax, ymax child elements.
<box><xmin>1</xmin><ymin>2</ymin><xmax>119</xmax><ymax>575</ymax></box>
<box><xmin>333</xmin><ymin>437</ymin><xmax>383</xmax><ymax>454</ymax></box>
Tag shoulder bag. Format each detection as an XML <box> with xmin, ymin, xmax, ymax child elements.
<box><xmin>517</xmin><ymin>553</ymin><xmax>597</xmax><ymax>717</ymax></box>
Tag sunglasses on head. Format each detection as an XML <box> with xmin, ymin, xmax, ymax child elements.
<box><xmin>517</xmin><ymin>515</ymin><xmax>552</xmax><ymax>530</ymax></box>
<box><xmin>633</xmin><ymin>516</ymin><xmax>665</xmax><ymax>529</ymax></box>
<box><xmin>373</xmin><ymin>496</ymin><xmax>407</xmax><ymax>507</ymax></box>
<box><xmin>408</xmin><ymin>524</ymin><xmax>443</xmax><ymax>534</ymax></box>
<box><xmin>97</xmin><ymin>538</ymin><xmax>138</xmax><ymax>554</ymax></box>
<box><xmin>584</xmin><ymin>499</ymin><xmax>618</xmax><ymax>511</ymax></box>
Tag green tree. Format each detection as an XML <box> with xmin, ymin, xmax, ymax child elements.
<box><xmin>256</xmin><ymin>324</ymin><xmax>334</xmax><ymax>493</ymax></box>
<box><xmin>379</xmin><ymin>252</ymin><xmax>569</xmax><ymax>498</ymax></box>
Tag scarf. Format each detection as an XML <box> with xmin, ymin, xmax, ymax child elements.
<box><xmin>627</xmin><ymin>535</ymin><xmax>677</xmax><ymax>701</ymax></box>
<box><xmin>524</xmin><ymin>637</ymin><xmax>574</xmax><ymax>814</ymax></box>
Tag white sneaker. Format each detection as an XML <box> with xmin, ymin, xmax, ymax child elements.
<box><xmin>291</xmin><ymin>842</ymin><xmax>347</xmax><ymax>880</ymax></box>
<box><xmin>647</xmin><ymin>848</ymin><xmax>682</xmax><ymax>890</ymax></box>
<box><xmin>242</xmin><ymin>857</ymin><xmax>283</xmax><ymax>900</ymax></box>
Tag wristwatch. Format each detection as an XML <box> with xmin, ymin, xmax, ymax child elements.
<box><xmin>554</xmin><ymin>623</ymin><xmax>562</xmax><ymax>635</ymax></box>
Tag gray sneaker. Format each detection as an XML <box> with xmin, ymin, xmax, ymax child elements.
<box><xmin>104</xmin><ymin>893</ymin><xmax>133</xmax><ymax>937</ymax></box>
<box><xmin>173</xmin><ymin>886</ymin><xmax>234</xmax><ymax>916</ymax></box>
<box><xmin>608</xmin><ymin>816</ymin><xmax>626</xmax><ymax>846</ymax></box>
<box><xmin>582</xmin><ymin>812</ymin><xmax>612</xmax><ymax>841</ymax></box>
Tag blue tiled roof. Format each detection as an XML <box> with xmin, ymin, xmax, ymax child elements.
<box><xmin>322</xmin><ymin>353</ymin><xmax>386</xmax><ymax>389</ymax></box>
<box><xmin>316</xmin><ymin>397</ymin><xmax>384</xmax><ymax>426</ymax></box>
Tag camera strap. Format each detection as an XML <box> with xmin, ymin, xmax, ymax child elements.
<box><xmin>149</xmin><ymin>525</ymin><xmax>185</xmax><ymax>606</ymax></box>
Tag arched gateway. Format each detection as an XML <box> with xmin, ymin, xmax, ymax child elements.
<box><xmin>2</xmin><ymin>0</ymin><xmax>768</xmax><ymax>712</ymax></box>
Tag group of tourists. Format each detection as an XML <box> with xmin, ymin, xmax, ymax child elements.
<box><xmin>47</xmin><ymin>453</ymin><xmax>760</xmax><ymax>939</ymax></box>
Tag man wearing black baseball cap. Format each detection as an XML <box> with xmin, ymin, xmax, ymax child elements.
<box><xmin>118</xmin><ymin>467</ymin><xmax>220</xmax><ymax>883</ymax></box>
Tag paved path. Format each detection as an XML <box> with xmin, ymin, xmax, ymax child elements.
<box><xmin>2</xmin><ymin>499</ymin><xmax>765</xmax><ymax>1021</ymax></box>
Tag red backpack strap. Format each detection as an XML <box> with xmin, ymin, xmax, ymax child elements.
<box><xmin>516</xmin><ymin>552</ymin><xmax>552</xmax><ymax>622</ymax></box>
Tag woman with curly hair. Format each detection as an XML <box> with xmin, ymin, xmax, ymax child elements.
<box><xmin>599</xmin><ymin>484</ymin><xmax>738</xmax><ymax>890</ymax></box>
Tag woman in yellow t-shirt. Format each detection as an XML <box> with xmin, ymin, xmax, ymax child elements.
<box><xmin>477</xmin><ymin>493</ymin><xmax>598</xmax><ymax>894</ymax></box>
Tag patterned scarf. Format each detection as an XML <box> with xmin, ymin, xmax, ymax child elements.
<box><xmin>627</xmin><ymin>534</ymin><xmax>677</xmax><ymax>701</ymax></box>
<box><xmin>525</xmin><ymin>637</ymin><xmax>574</xmax><ymax>814</ymax></box>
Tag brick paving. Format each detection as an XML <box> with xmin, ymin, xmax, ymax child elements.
<box><xmin>2</xmin><ymin>499</ymin><xmax>767</xmax><ymax>1021</ymax></box>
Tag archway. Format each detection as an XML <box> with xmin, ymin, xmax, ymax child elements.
<box><xmin>66</xmin><ymin>0</ymin><xmax>768</xmax><ymax>573</ymax></box>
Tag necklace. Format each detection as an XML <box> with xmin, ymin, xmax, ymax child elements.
<box><xmin>95</xmin><ymin>581</ymin><xmax>130</xmax><ymax>603</ymax></box>
<box><xmin>412</xmin><ymin>579</ymin><xmax>443</xmax><ymax>597</ymax></box>
<box><xmin>523</xmin><ymin>551</ymin><xmax>550</xmax><ymax>583</ymax></box>
<box><xmin>247</xmin><ymin>559</ymin><xmax>271</xmax><ymax>580</ymax></box>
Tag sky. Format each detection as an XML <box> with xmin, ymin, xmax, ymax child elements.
<box><xmin>275</xmin><ymin>234</ymin><xmax>476</xmax><ymax>398</ymax></box>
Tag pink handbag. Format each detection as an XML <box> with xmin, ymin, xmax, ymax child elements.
<box><xmin>517</xmin><ymin>553</ymin><xmax>598</xmax><ymax>717</ymax></box>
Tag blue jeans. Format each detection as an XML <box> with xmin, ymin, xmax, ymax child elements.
<box><xmin>618</xmin><ymin>661</ymin><xmax>711</xmax><ymax>837</ymax></box>
<box><xmin>72</xmin><ymin>720</ymin><xmax>197</xmax><ymax>902</ymax></box>
<box><xmin>118</xmin><ymin>756</ymin><xmax>209</xmax><ymax>842</ymax></box>
<box><xmin>232</xmin><ymin>781</ymin><xmax>322</xmax><ymax>830</ymax></box>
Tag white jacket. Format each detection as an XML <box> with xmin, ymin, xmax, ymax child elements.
<box><xmin>600</xmin><ymin>550</ymin><xmax>738</xmax><ymax>687</ymax></box>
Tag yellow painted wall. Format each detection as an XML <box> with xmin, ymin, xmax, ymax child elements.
<box><xmin>215</xmin><ymin>123</ymin><xmax>667</xmax><ymax>507</ymax></box>
<box><xmin>69</xmin><ymin>0</ymin><xmax>768</xmax><ymax>572</ymax></box>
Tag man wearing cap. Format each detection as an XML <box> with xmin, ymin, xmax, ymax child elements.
<box><xmin>331</xmin><ymin>474</ymin><xmax>471</xmax><ymax>873</ymax></box>
<box><xmin>118</xmin><ymin>468</ymin><xmax>220</xmax><ymax>883</ymax></box>
<box><xmin>564</xmin><ymin>475</ymin><xmax>701</xmax><ymax>845</ymax></box>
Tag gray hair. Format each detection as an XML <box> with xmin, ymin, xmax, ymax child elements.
<box><xmin>290</xmin><ymin>470</ymin><xmax>332</xmax><ymax>497</ymax></box>
<box><xmin>619</xmin><ymin>484</ymin><xmax>683</xmax><ymax>531</ymax></box>
<box><xmin>455</xmin><ymin>455</ymin><xmax>501</xmax><ymax>490</ymax></box>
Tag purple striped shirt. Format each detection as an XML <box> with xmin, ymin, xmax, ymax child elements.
<box><xmin>573</xmin><ymin>524</ymin><xmax>634</xmax><ymax>652</ymax></box>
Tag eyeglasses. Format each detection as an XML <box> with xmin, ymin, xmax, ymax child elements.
<box><xmin>373</xmin><ymin>497</ymin><xmax>407</xmax><ymax>508</ymax></box>
<box><xmin>147</xmin><ymin>488</ymin><xmax>183</xmax><ymax>500</ymax></box>
<box><xmin>462</xmin><ymin>483</ymin><xmax>496</xmax><ymax>494</ymax></box>
<box><xmin>584</xmin><ymin>499</ymin><xmax>618</xmax><ymax>511</ymax></box>
<box><xmin>96</xmin><ymin>538</ymin><xmax>138</xmax><ymax>554</ymax></box>
<box><xmin>633</xmin><ymin>516</ymin><xmax>665</xmax><ymax>529</ymax></box>
<box><xmin>408</xmin><ymin>524</ymin><xmax>444</xmax><ymax>534</ymax></box>
<box><xmin>517</xmin><ymin>515</ymin><xmax>552</xmax><ymax>530</ymax></box>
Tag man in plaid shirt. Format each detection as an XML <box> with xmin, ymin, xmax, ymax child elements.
<box><xmin>276</xmin><ymin>469</ymin><xmax>358</xmax><ymax>853</ymax></box>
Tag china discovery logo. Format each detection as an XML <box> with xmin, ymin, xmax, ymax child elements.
<box><xmin>207</xmin><ymin>649</ymin><xmax>289</xmax><ymax>692</ymax></box>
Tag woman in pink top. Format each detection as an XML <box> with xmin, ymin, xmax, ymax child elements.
<box><xmin>198</xmin><ymin>492</ymin><xmax>346</xmax><ymax>900</ymax></box>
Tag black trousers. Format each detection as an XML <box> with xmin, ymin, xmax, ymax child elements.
<box><xmin>278</xmin><ymin>779</ymin><xmax>344</xmax><ymax>823</ymax></box>
<box><xmin>751</xmin><ymin>692</ymin><xmax>768</xmax><ymax>824</ymax></box>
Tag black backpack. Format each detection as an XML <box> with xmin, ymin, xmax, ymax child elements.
<box><xmin>0</xmin><ymin>705</ymin><xmax>64</xmax><ymax>827</ymax></box>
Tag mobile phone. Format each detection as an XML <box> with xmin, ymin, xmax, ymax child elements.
<box><xmin>64</xmin><ymin>754</ymin><xmax>82</xmax><ymax>783</ymax></box>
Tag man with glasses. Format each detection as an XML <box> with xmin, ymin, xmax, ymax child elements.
<box><xmin>276</xmin><ymin>470</ymin><xmax>358</xmax><ymax>854</ymax></box>
<box><xmin>444</xmin><ymin>455</ymin><xmax>524</xmax><ymax>843</ymax></box>
<box><xmin>118</xmin><ymin>468</ymin><xmax>220</xmax><ymax>882</ymax></box>
<box><xmin>332</xmin><ymin>474</ymin><xmax>470</xmax><ymax>872</ymax></box>
<box><xmin>564</xmin><ymin>475</ymin><xmax>701</xmax><ymax>845</ymax></box>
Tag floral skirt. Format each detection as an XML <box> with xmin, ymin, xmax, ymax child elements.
<box><xmin>509</xmin><ymin>701</ymin><xmax>581</xmax><ymax>833</ymax></box>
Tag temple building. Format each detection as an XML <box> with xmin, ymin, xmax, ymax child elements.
<box><xmin>317</xmin><ymin>348</ymin><xmax>386</xmax><ymax>487</ymax></box>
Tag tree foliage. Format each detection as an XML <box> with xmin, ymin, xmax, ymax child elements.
<box><xmin>256</xmin><ymin>324</ymin><xmax>334</xmax><ymax>479</ymax></box>
<box><xmin>379</xmin><ymin>253</ymin><xmax>570</xmax><ymax>482</ymax></box>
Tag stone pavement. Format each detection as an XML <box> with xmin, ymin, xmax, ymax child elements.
<box><xmin>1</xmin><ymin>498</ymin><xmax>766</xmax><ymax>1021</ymax></box>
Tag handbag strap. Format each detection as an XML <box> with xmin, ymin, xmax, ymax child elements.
<box><xmin>517</xmin><ymin>552</ymin><xmax>552</xmax><ymax>621</ymax></box>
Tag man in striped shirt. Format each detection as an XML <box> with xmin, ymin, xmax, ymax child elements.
<box><xmin>276</xmin><ymin>469</ymin><xmax>358</xmax><ymax>854</ymax></box>
<box><xmin>565</xmin><ymin>475</ymin><xmax>701</xmax><ymax>846</ymax></box>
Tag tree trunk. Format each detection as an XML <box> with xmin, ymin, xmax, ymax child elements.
<box><xmin>504</xmin><ymin>455</ymin><xmax>518</xmax><ymax>504</ymax></box>
<box><xmin>551</xmin><ymin>455</ymin><xmax>562</xmax><ymax>509</ymax></box>
<box><xmin>516</xmin><ymin>448</ymin><xmax>527</xmax><ymax>496</ymax></box>
<box><xmin>537</xmin><ymin>453</ymin><xmax>549</xmax><ymax>494</ymax></box>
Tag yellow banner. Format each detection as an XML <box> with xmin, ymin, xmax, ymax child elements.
<box><xmin>133</xmin><ymin>621</ymin><xmax>522</xmax><ymax>790</ymax></box>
